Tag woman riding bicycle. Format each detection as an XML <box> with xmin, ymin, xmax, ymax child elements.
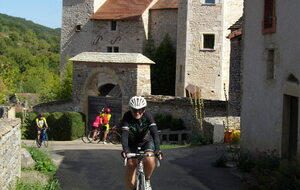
<box><xmin>121</xmin><ymin>96</ymin><xmax>163</xmax><ymax>190</ymax></box>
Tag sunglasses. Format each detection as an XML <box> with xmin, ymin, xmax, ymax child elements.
<box><xmin>130</xmin><ymin>108</ymin><xmax>145</xmax><ymax>114</ymax></box>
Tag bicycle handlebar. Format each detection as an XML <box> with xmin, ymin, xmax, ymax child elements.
<box><xmin>123</xmin><ymin>153</ymin><xmax>161</xmax><ymax>167</ymax></box>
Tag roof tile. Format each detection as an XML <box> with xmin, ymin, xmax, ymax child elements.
<box><xmin>91</xmin><ymin>0</ymin><xmax>153</xmax><ymax>20</ymax></box>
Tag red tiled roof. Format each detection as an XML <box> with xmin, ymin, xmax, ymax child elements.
<box><xmin>91</xmin><ymin>0</ymin><xmax>153</xmax><ymax>20</ymax></box>
<box><xmin>150</xmin><ymin>0</ymin><xmax>178</xmax><ymax>10</ymax></box>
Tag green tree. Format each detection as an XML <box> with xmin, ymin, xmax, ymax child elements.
<box><xmin>143</xmin><ymin>34</ymin><xmax>156</xmax><ymax>60</ymax></box>
<box><xmin>57</xmin><ymin>61</ymin><xmax>73</xmax><ymax>99</ymax></box>
<box><xmin>0</xmin><ymin>76</ymin><xmax>9</xmax><ymax>104</ymax></box>
<box><xmin>151</xmin><ymin>34</ymin><xmax>176</xmax><ymax>95</ymax></box>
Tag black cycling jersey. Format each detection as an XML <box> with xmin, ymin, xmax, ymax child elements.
<box><xmin>121</xmin><ymin>110</ymin><xmax>160</xmax><ymax>153</ymax></box>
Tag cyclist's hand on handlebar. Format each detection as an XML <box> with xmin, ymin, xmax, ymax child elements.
<box><xmin>155</xmin><ymin>150</ymin><xmax>163</xmax><ymax>160</ymax></box>
<box><xmin>121</xmin><ymin>151</ymin><xmax>127</xmax><ymax>158</ymax></box>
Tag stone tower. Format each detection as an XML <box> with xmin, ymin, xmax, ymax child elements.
<box><xmin>176</xmin><ymin>0</ymin><xmax>243</xmax><ymax>100</ymax></box>
<box><xmin>61</xmin><ymin>0</ymin><xmax>243</xmax><ymax>101</ymax></box>
<box><xmin>61</xmin><ymin>0</ymin><xmax>158</xmax><ymax>72</ymax></box>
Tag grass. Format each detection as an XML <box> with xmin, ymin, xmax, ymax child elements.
<box><xmin>160</xmin><ymin>144</ymin><xmax>191</xmax><ymax>149</ymax></box>
<box><xmin>16</xmin><ymin>147</ymin><xmax>61</xmax><ymax>190</ymax></box>
<box><xmin>15</xmin><ymin>179</ymin><xmax>60</xmax><ymax>190</ymax></box>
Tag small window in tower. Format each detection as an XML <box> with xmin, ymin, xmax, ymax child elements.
<box><xmin>111</xmin><ymin>21</ymin><xmax>117</xmax><ymax>31</ymax></box>
<box><xmin>205</xmin><ymin>0</ymin><xmax>215</xmax><ymax>4</ymax></box>
<box><xmin>266</xmin><ymin>49</ymin><xmax>276</xmax><ymax>79</ymax></box>
<box><xmin>203</xmin><ymin>34</ymin><xmax>215</xmax><ymax>50</ymax></box>
<box><xmin>107</xmin><ymin>47</ymin><xmax>113</xmax><ymax>52</ymax></box>
<box><xmin>75</xmin><ymin>24</ymin><xmax>82</xmax><ymax>32</ymax></box>
<box><xmin>107</xmin><ymin>46</ymin><xmax>119</xmax><ymax>53</ymax></box>
<box><xmin>114</xmin><ymin>47</ymin><xmax>119</xmax><ymax>52</ymax></box>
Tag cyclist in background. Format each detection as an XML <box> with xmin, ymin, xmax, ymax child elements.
<box><xmin>100</xmin><ymin>108</ymin><xmax>111</xmax><ymax>144</ymax></box>
<box><xmin>35</xmin><ymin>113</ymin><xmax>48</xmax><ymax>144</ymax></box>
<box><xmin>92</xmin><ymin>111</ymin><xmax>102</xmax><ymax>141</ymax></box>
<box><xmin>121</xmin><ymin>96</ymin><xmax>162</xmax><ymax>190</ymax></box>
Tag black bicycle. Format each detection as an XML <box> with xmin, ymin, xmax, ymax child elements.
<box><xmin>124</xmin><ymin>148</ymin><xmax>160</xmax><ymax>190</ymax></box>
<box><xmin>81</xmin><ymin>125</ymin><xmax>121</xmax><ymax>144</ymax></box>
<box><xmin>36</xmin><ymin>128</ymin><xmax>48</xmax><ymax>148</ymax></box>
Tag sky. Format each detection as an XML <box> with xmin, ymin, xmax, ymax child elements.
<box><xmin>0</xmin><ymin>0</ymin><xmax>63</xmax><ymax>29</ymax></box>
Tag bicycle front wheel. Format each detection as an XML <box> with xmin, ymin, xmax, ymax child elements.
<box><xmin>137</xmin><ymin>173</ymin><xmax>146</xmax><ymax>190</ymax></box>
<box><xmin>81</xmin><ymin>131</ymin><xmax>93</xmax><ymax>143</ymax></box>
<box><xmin>108</xmin><ymin>133</ymin><xmax>121</xmax><ymax>144</ymax></box>
<box><xmin>43</xmin><ymin>133</ymin><xmax>48</xmax><ymax>147</ymax></box>
<box><xmin>35</xmin><ymin>138</ymin><xmax>41</xmax><ymax>148</ymax></box>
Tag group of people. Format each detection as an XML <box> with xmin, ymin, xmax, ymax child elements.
<box><xmin>35</xmin><ymin>96</ymin><xmax>162</xmax><ymax>190</ymax></box>
<box><xmin>91</xmin><ymin>107</ymin><xmax>112</xmax><ymax>144</ymax></box>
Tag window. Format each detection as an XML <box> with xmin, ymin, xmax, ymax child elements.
<box><xmin>204</xmin><ymin>0</ymin><xmax>215</xmax><ymax>4</ymax></box>
<box><xmin>113</xmin><ymin>47</ymin><xmax>119</xmax><ymax>52</ymax></box>
<box><xmin>107</xmin><ymin>46</ymin><xmax>119</xmax><ymax>52</ymax></box>
<box><xmin>266</xmin><ymin>49</ymin><xmax>275</xmax><ymax>79</ymax></box>
<box><xmin>111</xmin><ymin>21</ymin><xmax>117</xmax><ymax>31</ymax></box>
<box><xmin>262</xmin><ymin>0</ymin><xmax>276</xmax><ymax>34</ymax></box>
<box><xmin>203</xmin><ymin>34</ymin><xmax>215</xmax><ymax>50</ymax></box>
<box><xmin>75</xmin><ymin>24</ymin><xmax>82</xmax><ymax>32</ymax></box>
<box><xmin>107</xmin><ymin>47</ymin><xmax>113</xmax><ymax>52</ymax></box>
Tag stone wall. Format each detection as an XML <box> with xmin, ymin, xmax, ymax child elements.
<box><xmin>33</xmin><ymin>94</ymin><xmax>240</xmax><ymax>131</ymax></box>
<box><xmin>144</xmin><ymin>95</ymin><xmax>240</xmax><ymax>130</ymax></box>
<box><xmin>175</xmin><ymin>0</ymin><xmax>188</xmax><ymax>97</ymax></box>
<box><xmin>149</xmin><ymin>9</ymin><xmax>178</xmax><ymax>47</ymax></box>
<box><xmin>91</xmin><ymin>20</ymin><xmax>146</xmax><ymax>53</ymax></box>
<box><xmin>33</xmin><ymin>99</ymin><xmax>76</xmax><ymax>114</ymax></box>
<box><xmin>0</xmin><ymin>119</ymin><xmax>21</xmax><ymax>190</ymax></box>
<box><xmin>229</xmin><ymin>36</ymin><xmax>242</xmax><ymax>116</ymax></box>
<box><xmin>61</xmin><ymin>0</ymin><xmax>95</xmax><ymax>71</ymax></box>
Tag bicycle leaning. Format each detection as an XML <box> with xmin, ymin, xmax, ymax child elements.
<box><xmin>123</xmin><ymin>147</ymin><xmax>161</xmax><ymax>190</ymax></box>
<box><xmin>81</xmin><ymin>125</ymin><xmax>121</xmax><ymax>144</ymax></box>
<box><xmin>36</xmin><ymin>128</ymin><xmax>48</xmax><ymax>148</ymax></box>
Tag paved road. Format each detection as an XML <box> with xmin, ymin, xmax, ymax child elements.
<box><xmin>22</xmin><ymin>140</ymin><xmax>245</xmax><ymax>190</ymax></box>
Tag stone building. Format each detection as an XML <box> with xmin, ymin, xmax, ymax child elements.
<box><xmin>176</xmin><ymin>0</ymin><xmax>243</xmax><ymax>100</ymax></box>
<box><xmin>227</xmin><ymin>16</ymin><xmax>243</xmax><ymax>116</ymax></box>
<box><xmin>241</xmin><ymin>0</ymin><xmax>300</xmax><ymax>159</ymax></box>
<box><xmin>69</xmin><ymin>52</ymin><xmax>154</xmax><ymax>126</ymax></box>
<box><xmin>61</xmin><ymin>0</ymin><xmax>243</xmax><ymax>100</ymax></box>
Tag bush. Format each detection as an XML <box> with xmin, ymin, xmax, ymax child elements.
<box><xmin>23</xmin><ymin>112</ymin><xmax>38</xmax><ymax>139</ymax></box>
<box><xmin>189</xmin><ymin>133</ymin><xmax>212</xmax><ymax>146</ymax></box>
<box><xmin>46</xmin><ymin>112</ymin><xmax>64</xmax><ymax>140</ymax></box>
<box><xmin>21</xmin><ymin>111</ymin><xmax>85</xmax><ymax>140</ymax></box>
<box><xmin>154</xmin><ymin>114</ymin><xmax>186</xmax><ymax>131</ymax></box>
<box><xmin>56</xmin><ymin>112</ymin><xmax>85</xmax><ymax>140</ymax></box>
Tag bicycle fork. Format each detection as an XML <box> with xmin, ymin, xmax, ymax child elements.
<box><xmin>136</xmin><ymin>160</ymin><xmax>145</xmax><ymax>190</ymax></box>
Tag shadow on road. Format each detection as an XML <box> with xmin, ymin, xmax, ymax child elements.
<box><xmin>56</xmin><ymin>149</ymin><xmax>125</xmax><ymax>190</ymax></box>
<box><xmin>55</xmin><ymin>145</ymin><xmax>245</xmax><ymax>190</ymax></box>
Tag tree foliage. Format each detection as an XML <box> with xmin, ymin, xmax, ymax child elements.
<box><xmin>0</xmin><ymin>13</ymin><xmax>70</xmax><ymax>104</ymax></box>
<box><xmin>144</xmin><ymin>34</ymin><xmax>176</xmax><ymax>95</ymax></box>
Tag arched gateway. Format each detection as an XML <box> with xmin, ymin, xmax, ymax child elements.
<box><xmin>70</xmin><ymin>52</ymin><xmax>154</xmax><ymax>126</ymax></box>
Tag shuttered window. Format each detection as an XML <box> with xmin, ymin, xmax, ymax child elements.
<box><xmin>262</xmin><ymin>0</ymin><xmax>276</xmax><ymax>34</ymax></box>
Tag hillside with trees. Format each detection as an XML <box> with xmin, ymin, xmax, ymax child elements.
<box><xmin>0</xmin><ymin>13</ymin><xmax>72</xmax><ymax>105</ymax></box>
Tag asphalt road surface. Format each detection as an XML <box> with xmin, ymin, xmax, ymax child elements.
<box><xmin>23</xmin><ymin>140</ymin><xmax>244</xmax><ymax>190</ymax></box>
<box><xmin>22</xmin><ymin>140</ymin><xmax>243</xmax><ymax>190</ymax></box>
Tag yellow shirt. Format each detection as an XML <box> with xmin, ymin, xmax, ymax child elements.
<box><xmin>100</xmin><ymin>113</ymin><xmax>111</xmax><ymax>129</ymax></box>
<box><xmin>36</xmin><ymin>117</ymin><xmax>47</xmax><ymax>128</ymax></box>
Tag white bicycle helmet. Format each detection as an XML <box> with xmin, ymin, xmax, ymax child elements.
<box><xmin>129</xmin><ymin>96</ymin><xmax>147</xmax><ymax>109</ymax></box>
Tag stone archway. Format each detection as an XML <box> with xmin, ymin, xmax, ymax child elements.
<box><xmin>88</xmin><ymin>83</ymin><xmax>123</xmax><ymax>127</ymax></box>
<box><xmin>70</xmin><ymin>52</ymin><xmax>154</xmax><ymax>127</ymax></box>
